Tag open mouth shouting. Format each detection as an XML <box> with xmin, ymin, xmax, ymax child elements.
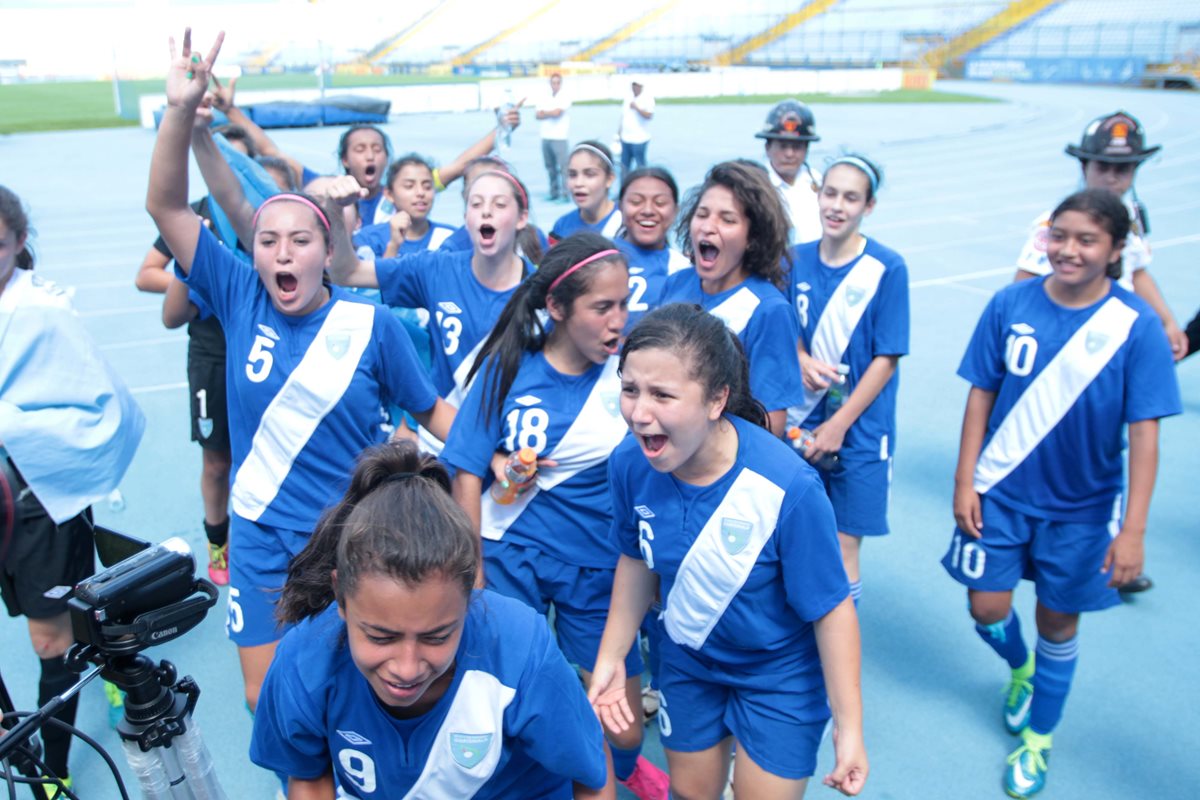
<box><xmin>696</xmin><ymin>240</ymin><xmax>720</xmax><ymax>268</ymax></box>
<box><xmin>477</xmin><ymin>223</ymin><xmax>497</xmax><ymax>248</ymax></box>
<box><xmin>640</xmin><ymin>433</ymin><xmax>668</xmax><ymax>458</ymax></box>
<box><xmin>275</xmin><ymin>271</ymin><xmax>299</xmax><ymax>299</ymax></box>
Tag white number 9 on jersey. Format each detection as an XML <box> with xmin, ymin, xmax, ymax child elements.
<box><xmin>338</xmin><ymin>749</ymin><xmax>377</xmax><ymax>793</ymax></box>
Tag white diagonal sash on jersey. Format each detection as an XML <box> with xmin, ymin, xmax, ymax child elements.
<box><xmin>791</xmin><ymin>255</ymin><xmax>885</xmax><ymax>422</ymax></box>
<box><xmin>428</xmin><ymin>226</ymin><xmax>454</xmax><ymax>250</ymax></box>
<box><xmin>708</xmin><ymin>286</ymin><xmax>760</xmax><ymax>335</ymax></box>
<box><xmin>667</xmin><ymin>249</ymin><xmax>690</xmax><ymax>275</ymax></box>
<box><xmin>232</xmin><ymin>301</ymin><xmax>375</xmax><ymax>521</ymax></box>
<box><xmin>417</xmin><ymin>336</ymin><xmax>487</xmax><ymax>456</ymax></box>
<box><xmin>402</xmin><ymin>670</ymin><xmax>516</xmax><ymax>799</ymax></box>
<box><xmin>974</xmin><ymin>296</ymin><xmax>1138</xmax><ymax>494</ymax></box>
<box><xmin>601</xmin><ymin>209</ymin><xmax>624</xmax><ymax>239</ymax></box>
<box><xmin>480</xmin><ymin>357</ymin><xmax>626</xmax><ymax>541</ymax></box>
<box><xmin>664</xmin><ymin>468</ymin><xmax>785</xmax><ymax>650</ymax></box>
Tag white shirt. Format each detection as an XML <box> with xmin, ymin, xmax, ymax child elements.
<box><xmin>537</xmin><ymin>87</ymin><xmax>571</xmax><ymax>141</ymax></box>
<box><xmin>620</xmin><ymin>90</ymin><xmax>655</xmax><ymax>144</ymax></box>
<box><xmin>769</xmin><ymin>163</ymin><xmax>823</xmax><ymax>244</ymax></box>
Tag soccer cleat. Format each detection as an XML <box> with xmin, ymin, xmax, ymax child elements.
<box><xmin>208</xmin><ymin>542</ymin><xmax>229</xmax><ymax>586</ymax></box>
<box><xmin>1004</xmin><ymin>653</ymin><xmax>1035</xmax><ymax>734</ymax></box>
<box><xmin>1117</xmin><ymin>573</ymin><xmax>1153</xmax><ymax>594</ymax></box>
<box><xmin>1005</xmin><ymin>729</ymin><xmax>1051</xmax><ymax>799</ymax></box>
<box><xmin>39</xmin><ymin>776</ymin><xmax>72</xmax><ymax>800</ymax></box>
<box><xmin>641</xmin><ymin>686</ymin><xmax>660</xmax><ymax>723</ymax></box>
<box><xmin>618</xmin><ymin>755</ymin><xmax>670</xmax><ymax>800</ymax></box>
<box><xmin>103</xmin><ymin>679</ymin><xmax>125</xmax><ymax>729</ymax></box>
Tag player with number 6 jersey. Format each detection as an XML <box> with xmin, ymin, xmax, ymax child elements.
<box><xmin>445</xmin><ymin>234</ymin><xmax>670</xmax><ymax>799</ymax></box>
<box><xmin>943</xmin><ymin>190</ymin><xmax>1179</xmax><ymax>799</ymax></box>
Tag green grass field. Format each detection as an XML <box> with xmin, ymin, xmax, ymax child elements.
<box><xmin>0</xmin><ymin>77</ymin><xmax>996</xmax><ymax>134</ymax></box>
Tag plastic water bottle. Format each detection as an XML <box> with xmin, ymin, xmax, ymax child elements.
<box><xmin>825</xmin><ymin>364</ymin><xmax>851</xmax><ymax>412</ymax></box>
<box><xmin>107</xmin><ymin>488</ymin><xmax>126</xmax><ymax>512</ymax></box>
<box><xmin>490</xmin><ymin>448</ymin><xmax>538</xmax><ymax>505</ymax></box>
<box><xmin>787</xmin><ymin>428</ymin><xmax>839</xmax><ymax>471</ymax></box>
<box><xmin>496</xmin><ymin>89</ymin><xmax>516</xmax><ymax>150</ymax></box>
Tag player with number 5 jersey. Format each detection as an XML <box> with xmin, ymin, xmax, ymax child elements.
<box><xmin>145</xmin><ymin>28</ymin><xmax>455</xmax><ymax>718</ymax></box>
<box><xmin>943</xmin><ymin>190</ymin><xmax>1179</xmax><ymax>799</ymax></box>
<box><xmin>445</xmin><ymin>234</ymin><xmax>670</xmax><ymax>799</ymax></box>
<box><xmin>590</xmin><ymin>304</ymin><xmax>866</xmax><ymax>799</ymax></box>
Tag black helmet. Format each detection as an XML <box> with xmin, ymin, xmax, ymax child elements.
<box><xmin>1065</xmin><ymin>111</ymin><xmax>1160</xmax><ymax>164</ymax></box>
<box><xmin>755</xmin><ymin>100</ymin><xmax>819</xmax><ymax>143</ymax></box>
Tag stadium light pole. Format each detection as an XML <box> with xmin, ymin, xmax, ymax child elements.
<box><xmin>111</xmin><ymin>44</ymin><xmax>122</xmax><ymax>117</ymax></box>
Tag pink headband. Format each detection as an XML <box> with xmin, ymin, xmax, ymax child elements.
<box><xmin>548</xmin><ymin>249</ymin><xmax>620</xmax><ymax>294</ymax></box>
<box><xmin>472</xmin><ymin>170</ymin><xmax>528</xmax><ymax>210</ymax></box>
<box><xmin>252</xmin><ymin>194</ymin><xmax>331</xmax><ymax>232</ymax></box>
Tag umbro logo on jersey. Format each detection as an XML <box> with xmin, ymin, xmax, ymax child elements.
<box><xmin>1011</xmin><ymin>323</ymin><xmax>1035</xmax><ymax>335</ymax></box>
<box><xmin>257</xmin><ymin>324</ymin><xmax>281</xmax><ymax>341</ymax></box>
<box><xmin>514</xmin><ymin>395</ymin><xmax>541</xmax><ymax>407</ymax></box>
<box><xmin>797</xmin><ymin>281</ymin><xmax>812</xmax><ymax>292</ymax></box>
<box><xmin>450</xmin><ymin>732</ymin><xmax>492</xmax><ymax>768</ymax></box>
<box><xmin>337</xmin><ymin>730</ymin><xmax>372</xmax><ymax>746</ymax></box>
<box><xmin>629</xmin><ymin>266</ymin><xmax>645</xmax><ymax>275</ymax></box>
<box><xmin>634</xmin><ymin>505</ymin><xmax>655</xmax><ymax>519</ymax></box>
<box><xmin>438</xmin><ymin>301</ymin><xmax>463</xmax><ymax>314</ymax></box>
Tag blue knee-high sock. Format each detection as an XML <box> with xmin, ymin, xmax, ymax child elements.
<box><xmin>974</xmin><ymin>609</ymin><xmax>1029</xmax><ymax>669</ymax></box>
<box><xmin>1030</xmin><ymin>635</ymin><xmax>1079</xmax><ymax>736</ymax></box>
<box><xmin>611</xmin><ymin>743</ymin><xmax>641</xmax><ymax>782</ymax></box>
<box><xmin>848</xmin><ymin>580</ymin><xmax>863</xmax><ymax>607</ymax></box>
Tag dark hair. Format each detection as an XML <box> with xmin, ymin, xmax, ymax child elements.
<box><xmin>620</xmin><ymin>303</ymin><xmax>768</xmax><ymax>428</ymax></box>
<box><xmin>467</xmin><ymin>232</ymin><xmax>626</xmax><ymax>420</ymax></box>
<box><xmin>386</xmin><ymin>153</ymin><xmax>436</xmax><ymax>193</ymax></box>
<box><xmin>255</xmin><ymin>155</ymin><xmax>297</xmax><ymax>191</ymax></box>
<box><xmin>277</xmin><ymin>441</ymin><xmax>477</xmax><ymax>624</ymax></box>
<box><xmin>1049</xmin><ymin>188</ymin><xmax>1131</xmax><ymax>280</ymax></box>
<box><xmin>570</xmin><ymin>140</ymin><xmax>616</xmax><ymax>176</ymax></box>
<box><xmin>619</xmin><ymin>166</ymin><xmax>679</xmax><ymax>204</ymax></box>
<box><xmin>214</xmin><ymin>124</ymin><xmax>257</xmax><ymax>159</ymax></box>
<box><xmin>252</xmin><ymin>190</ymin><xmax>333</xmax><ymax>249</ymax></box>
<box><xmin>823</xmin><ymin>153</ymin><xmax>883</xmax><ymax>202</ymax></box>
<box><xmin>0</xmin><ymin>186</ymin><xmax>34</xmax><ymax>270</ymax></box>
<box><xmin>677</xmin><ymin>161</ymin><xmax>791</xmax><ymax>290</ymax></box>
<box><xmin>337</xmin><ymin>125</ymin><xmax>391</xmax><ymax>167</ymax></box>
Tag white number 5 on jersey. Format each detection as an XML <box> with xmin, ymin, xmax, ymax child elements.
<box><xmin>245</xmin><ymin>334</ymin><xmax>276</xmax><ymax>383</ymax></box>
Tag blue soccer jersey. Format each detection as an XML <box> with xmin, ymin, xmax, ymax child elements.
<box><xmin>959</xmin><ymin>278</ymin><xmax>1181</xmax><ymax>523</ymax></box>
<box><xmin>251</xmin><ymin>591</ymin><xmax>607</xmax><ymax>798</ymax></box>
<box><xmin>662</xmin><ymin>269</ymin><xmax>804</xmax><ymax>413</ymax></box>
<box><xmin>787</xmin><ymin>238</ymin><xmax>910</xmax><ymax>460</ymax></box>
<box><xmin>609</xmin><ymin>416</ymin><xmax>848</xmax><ymax>675</ymax></box>
<box><xmin>353</xmin><ymin>220</ymin><xmax>456</xmax><ymax>259</ymax></box>
<box><xmin>550</xmin><ymin>206</ymin><xmax>623</xmax><ymax>241</ymax></box>
<box><xmin>442</xmin><ymin>353</ymin><xmax>629</xmax><ymax>568</ymax></box>
<box><xmin>614</xmin><ymin>238</ymin><xmax>690</xmax><ymax>332</ymax></box>
<box><xmin>374</xmin><ymin>250</ymin><xmax>529</xmax><ymax>399</ymax></box>
<box><xmin>181</xmin><ymin>226</ymin><xmax>438</xmax><ymax>530</ymax></box>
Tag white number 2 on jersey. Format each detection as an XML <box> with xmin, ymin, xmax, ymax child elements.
<box><xmin>338</xmin><ymin>749</ymin><xmax>377</xmax><ymax>793</ymax></box>
<box><xmin>628</xmin><ymin>275</ymin><xmax>649</xmax><ymax>312</ymax></box>
<box><xmin>245</xmin><ymin>334</ymin><xmax>276</xmax><ymax>383</ymax></box>
<box><xmin>503</xmin><ymin>408</ymin><xmax>549</xmax><ymax>452</ymax></box>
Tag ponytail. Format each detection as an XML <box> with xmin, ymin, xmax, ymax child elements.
<box><xmin>276</xmin><ymin>440</ymin><xmax>475</xmax><ymax>625</ymax></box>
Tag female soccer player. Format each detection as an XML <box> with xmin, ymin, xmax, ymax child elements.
<box><xmin>146</xmin><ymin>29</ymin><xmax>454</xmax><ymax>713</ymax></box>
<box><xmin>613</xmin><ymin>166</ymin><xmax>689</xmax><ymax>332</ymax></box>
<box><xmin>944</xmin><ymin>189</ymin><xmax>1180</xmax><ymax>798</ymax></box>
<box><xmin>329</xmin><ymin>169</ymin><xmax>534</xmax><ymax>451</ymax></box>
<box><xmin>252</xmin><ymin>441</ymin><xmax>612</xmax><ymax>799</ymax></box>
<box><xmin>787</xmin><ymin>155</ymin><xmax>909</xmax><ymax>605</ymax></box>
<box><xmin>551</xmin><ymin>142</ymin><xmax>623</xmax><ymax>242</ymax></box>
<box><xmin>352</xmin><ymin>154</ymin><xmax>457</xmax><ymax>258</ymax></box>
<box><xmin>662</xmin><ymin>160</ymin><xmax>802</xmax><ymax>436</ymax></box>
<box><xmin>444</xmin><ymin>234</ymin><xmax>669</xmax><ymax>799</ymax></box>
<box><xmin>590</xmin><ymin>303</ymin><xmax>867</xmax><ymax>799</ymax></box>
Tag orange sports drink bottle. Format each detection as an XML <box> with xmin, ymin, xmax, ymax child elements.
<box><xmin>787</xmin><ymin>427</ymin><xmax>839</xmax><ymax>471</ymax></box>
<box><xmin>490</xmin><ymin>447</ymin><xmax>538</xmax><ymax>505</ymax></box>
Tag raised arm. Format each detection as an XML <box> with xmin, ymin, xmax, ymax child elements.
<box><xmin>318</xmin><ymin>176</ymin><xmax>379</xmax><ymax>288</ymax></box>
<box><xmin>436</xmin><ymin>102</ymin><xmax>523</xmax><ymax>189</ymax></box>
<box><xmin>191</xmin><ymin>102</ymin><xmax>256</xmax><ymax>248</ymax></box>
<box><xmin>210</xmin><ymin>75</ymin><xmax>310</xmax><ymax>190</ymax></box>
<box><xmin>146</xmin><ymin>28</ymin><xmax>225</xmax><ymax>275</ymax></box>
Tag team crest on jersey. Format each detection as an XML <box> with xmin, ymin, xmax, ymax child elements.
<box><xmin>845</xmin><ymin>286</ymin><xmax>865</xmax><ymax>306</ymax></box>
<box><xmin>1010</xmin><ymin>323</ymin><xmax>1035</xmax><ymax>335</ymax></box>
<box><xmin>601</xmin><ymin>392</ymin><xmax>620</xmax><ymax>417</ymax></box>
<box><xmin>197</xmin><ymin>417</ymin><xmax>213</xmax><ymax>439</ymax></box>
<box><xmin>634</xmin><ymin>505</ymin><xmax>655</xmax><ymax>519</ymax></box>
<box><xmin>514</xmin><ymin>394</ymin><xmax>541</xmax><ymax>407</ymax></box>
<box><xmin>438</xmin><ymin>301</ymin><xmax>463</xmax><ymax>315</ymax></box>
<box><xmin>326</xmin><ymin>333</ymin><xmax>351</xmax><ymax>359</ymax></box>
<box><xmin>449</xmin><ymin>732</ymin><xmax>492</xmax><ymax>768</ymax></box>
<box><xmin>257</xmin><ymin>323</ymin><xmax>281</xmax><ymax>341</ymax></box>
<box><xmin>337</xmin><ymin>730</ymin><xmax>372</xmax><ymax>746</ymax></box>
<box><xmin>796</xmin><ymin>281</ymin><xmax>811</xmax><ymax>292</ymax></box>
<box><xmin>1085</xmin><ymin>331</ymin><xmax>1109</xmax><ymax>354</ymax></box>
<box><xmin>720</xmin><ymin>518</ymin><xmax>752</xmax><ymax>556</ymax></box>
